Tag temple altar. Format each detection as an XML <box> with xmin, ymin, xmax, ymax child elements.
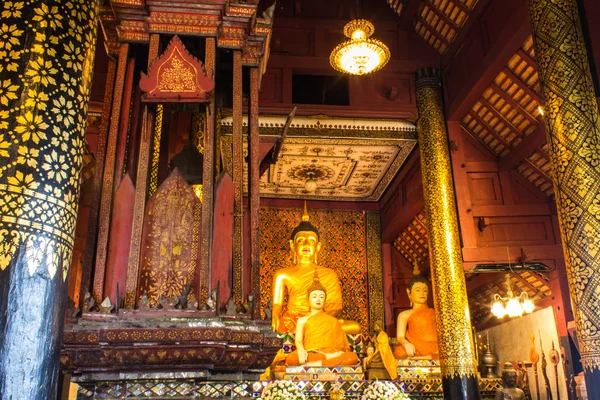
<box><xmin>0</xmin><ymin>0</ymin><xmax>589</xmax><ymax>398</ymax></box>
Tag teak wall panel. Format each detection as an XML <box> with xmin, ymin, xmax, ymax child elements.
<box><xmin>476</xmin><ymin>216</ymin><xmax>555</xmax><ymax>247</ymax></box>
<box><xmin>354</xmin><ymin>73</ymin><xmax>415</xmax><ymax>107</ymax></box>
<box><xmin>271</xmin><ymin>27</ymin><xmax>314</xmax><ymax>56</ymax></box>
<box><xmin>468</xmin><ymin>172</ymin><xmax>503</xmax><ymax>206</ymax></box>
<box><xmin>259</xmin><ymin>69</ymin><xmax>283</xmax><ymax>103</ymax></box>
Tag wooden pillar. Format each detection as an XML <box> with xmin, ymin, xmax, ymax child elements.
<box><xmin>123</xmin><ymin>35</ymin><xmax>159</xmax><ymax>308</ymax></box>
<box><xmin>529</xmin><ymin>0</ymin><xmax>600</xmax><ymax>395</ymax></box>
<box><xmin>0</xmin><ymin>0</ymin><xmax>99</xmax><ymax>397</ymax></box>
<box><xmin>414</xmin><ymin>68</ymin><xmax>480</xmax><ymax>399</ymax></box>
<box><xmin>92</xmin><ymin>43</ymin><xmax>130</xmax><ymax>302</ymax></box>
<box><xmin>199</xmin><ymin>37</ymin><xmax>217</xmax><ymax>305</ymax></box>
<box><xmin>148</xmin><ymin>33</ymin><xmax>163</xmax><ymax>198</ymax></box>
<box><xmin>232</xmin><ymin>50</ymin><xmax>244</xmax><ymax>305</ymax></box>
<box><xmin>248</xmin><ymin>67</ymin><xmax>261</xmax><ymax>319</ymax></box>
<box><xmin>80</xmin><ymin>57</ymin><xmax>117</xmax><ymax>306</ymax></box>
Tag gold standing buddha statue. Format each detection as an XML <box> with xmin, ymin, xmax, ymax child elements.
<box><xmin>271</xmin><ymin>203</ymin><xmax>361</xmax><ymax>334</ymax></box>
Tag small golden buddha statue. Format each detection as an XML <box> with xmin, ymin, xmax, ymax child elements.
<box><xmin>271</xmin><ymin>203</ymin><xmax>360</xmax><ymax>334</ymax></box>
<box><xmin>286</xmin><ymin>275</ymin><xmax>359</xmax><ymax>367</ymax></box>
<box><xmin>364</xmin><ymin>320</ymin><xmax>398</xmax><ymax>380</ymax></box>
<box><xmin>394</xmin><ymin>269</ymin><xmax>439</xmax><ymax>359</ymax></box>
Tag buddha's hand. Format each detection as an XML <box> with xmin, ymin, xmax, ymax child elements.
<box><xmin>403</xmin><ymin>342</ymin><xmax>416</xmax><ymax>356</ymax></box>
<box><xmin>298</xmin><ymin>348</ymin><xmax>308</xmax><ymax>364</ymax></box>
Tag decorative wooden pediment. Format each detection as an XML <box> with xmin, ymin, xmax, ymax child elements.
<box><xmin>140</xmin><ymin>36</ymin><xmax>214</xmax><ymax>103</ymax></box>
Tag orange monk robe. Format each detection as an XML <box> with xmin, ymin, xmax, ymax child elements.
<box><xmin>286</xmin><ymin>312</ymin><xmax>359</xmax><ymax>367</ymax></box>
<box><xmin>278</xmin><ymin>267</ymin><xmax>343</xmax><ymax>333</ymax></box>
<box><xmin>375</xmin><ymin>331</ymin><xmax>398</xmax><ymax>379</ymax></box>
<box><xmin>393</xmin><ymin>306</ymin><xmax>439</xmax><ymax>359</ymax></box>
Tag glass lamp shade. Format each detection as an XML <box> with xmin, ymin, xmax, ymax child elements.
<box><xmin>491</xmin><ymin>300</ymin><xmax>507</xmax><ymax>318</ymax></box>
<box><xmin>505</xmin><ymin>297</ymin><xmax>524</xmax><ymax>318</ymax></box>
<box><xmin>522</xmin><ymin>297</ymin><xmax>535</xmax><ymax>314</ymax></box>
<box><xmin>304</xmin><ymin>178</ymin><xmax>318</xmax><ymax>193</ymax></box>
<box><xmin>330</xmin><ymin>19</ymin><xmax>390</xmax><ymax>76</ymax></box>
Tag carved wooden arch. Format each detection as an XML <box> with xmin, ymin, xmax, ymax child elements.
<box><xmin>140</xmin><ymin>35</ymin><xmax>215</xmax><ymax>103</ymax></box>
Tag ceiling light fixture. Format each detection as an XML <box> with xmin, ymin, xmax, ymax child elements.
<box><xmin>490</xmin><ymin>273</ymin><xmax>535</xmax><ymax>319</ymax></box>
<box><xmin>304</xmin><ymin>172</ymin><xmax>318</xmax><ymax>193</ymax></box>
<box><xmin>329</xmin><ymin>18</ymin><xmax>390</xmax><ymax>76</ymax></box>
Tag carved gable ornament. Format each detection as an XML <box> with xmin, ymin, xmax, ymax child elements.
<box><xmin>140</xmin><ymin>35</ymin><xmax>214</xmax><ymax>103</ymax></box>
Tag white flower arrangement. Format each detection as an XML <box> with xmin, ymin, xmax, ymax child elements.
<box><xmin>361</xmin><ymin>380</ymin><xmax>411</xmax><ymax>400</ymax></box>
<box><xmin>261</xmin><ymin>380</ymin><xmax>306</xmax><ymax>400</ymax></box>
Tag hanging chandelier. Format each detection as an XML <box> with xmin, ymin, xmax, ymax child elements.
<box><xmin>490</xmin><ymin>273</ymin><xmax>536</xmax><ymax>319</ymax></box>
<box><xmin>330</xmin><ymin>19</ymin><xmax>390</xmax><ymax>76</ymax></box>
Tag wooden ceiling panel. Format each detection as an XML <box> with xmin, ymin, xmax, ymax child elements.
<box><xmin>412</xmin><ymin>0</ymin><xmax>479</xmax><ymax>55</ymax></box>
<box><xmin>393</xmin><ymin>210</ymin><xmax>429</xmax><ymax>266</ymax></box>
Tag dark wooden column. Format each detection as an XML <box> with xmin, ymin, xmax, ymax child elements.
<box><xmin>199</xmin><ymin>37</ymin><xmax>217</xmax><ymax>305</ymax></box>
<box><xmin>414</xmin><ymin>68</ymin><xmax>480</xmax><ymax>399</ymax></box>
<box><xmin>232</xmin><ymin>50</ymin><xmax>244</xmax><ymax>305</ymax></box>
<box><xmin>0</xmin><ymin>0</ymin><xmax>99</xmax><ymax>397</ymax></box>
<box><xmin>529</xmin><ymin>0</ymin><xmax>600</xmax><ymax>396</ymax></box>
<box><xmin>248</xmin><ymin>67</ymin><xmax>261</xmax><ymax>319</ymax></box>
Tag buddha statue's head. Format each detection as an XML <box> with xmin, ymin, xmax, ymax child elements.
<box><xmin>307</xmin><ymin>274</ymin><xmax>327</xmax><ymax>311</ymax></box>
<box><xmin>501</xmin><ymin>362</ymin><xmax>518</xmax><ymax>388</ymax></box>
<box><xmin>406</xmin><ymin>274</ymin><xmax>430</xmax><ymax>307</ymax></box>
<box><xmin>290</xmin><ymin>202</ymin><xmax>321</xmax><ymax>266</ymax></box>
<box><xmin>373</xmin><ymin>320</ymin><xmax>384</xmax><ymax>333</ymax></box>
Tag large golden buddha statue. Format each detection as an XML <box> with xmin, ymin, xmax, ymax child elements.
<box><xmin>394</xmin><ymin>272</ymin><xmax>439</xmax><ymax>359</ymax></box>
<box><xmin>286</xmin><ymin>275</ymin><xmax>359</xmax><ymax>367</ymax></box>
<box><xmin>271</xmin><ymin>204</ymin><xmax>360</xmax><ymax>334</ymax></box>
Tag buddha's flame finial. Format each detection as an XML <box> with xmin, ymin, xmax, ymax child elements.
<box><xmin>412</xmin><ymin>260</ymin><xmax>421</xmax><ymax>277</ymax></box>
<box><xmin>302</xmin><ymin>200</ymin><xmax>310</xmax><ymax>222</ymax></box>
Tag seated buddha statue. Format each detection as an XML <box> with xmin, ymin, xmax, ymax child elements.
<box><xmin>286</xmin><ymin>275</ymin><xmax>359</xmax><ymax>367</ymax></box>
<box><xmin>271</xmin><ymin>203</ymin><xmax>360</xmax><ymax>334</ymax></box>
<box><xmin>393</xmin><ymin>272</ymin><xmax>439</xmax><ymax>359</ymax></box>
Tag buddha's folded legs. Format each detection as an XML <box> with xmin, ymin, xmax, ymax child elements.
<box><xmin>286</xmin><ymin>351</ymin><xmax>359</xmax><ymax>367</ymax></box>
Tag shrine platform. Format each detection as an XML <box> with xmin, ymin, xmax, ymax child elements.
<box><xmin>74</xmin><ymin>377</ymin><xmax>503</xmax><ymax>399</ymax></box>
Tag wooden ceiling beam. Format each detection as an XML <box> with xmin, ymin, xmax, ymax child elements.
<box><xmin>400</xmin><ymin>0</ymin><xmax>424</xmax><ymax>29</ymax></box>
<box><xmin>423</xmin><ymin>0</ymin><xmax>460</xmax><ymax>30</ymax></box>
<box><xmin>498</xmin><ymin>124</ymin><xmax>547</xmax><ymax>171</ymax></box>
<box><xmin>466</xmin><ymin>111</ymin><xmax>513</xmax><ymax>149</ymax></box>
<box><xmin>502</xmin><ymin>67</ymin><xmax>543</xmax><ymax>104</ymax></box>
<box><xmin>516</xmin><ymin>48</ymin><xmax>538</xmax><ymax>71</ymax></box>
<box><xmin>523</xmin><ymin>158</ymin><xmax>554</xmax><ymax>187</ymax></box>
<box><xmin>490</xmin><ymin>82</ymin><xmax>540</xmax><ymax>126</ymax></box>
<box><xmin>416</xmin><ymin>16</ymin><xmax>453</xmax><ymax>49</ymax></box>
<box><xmin>446</xmin><ymin>0</ymin><xmax>531</xmax><ymax>121</ymax></box>
<box><xmin>447</xmin><ymin>0</ymin><xmax>471</xmax><ymax>14</ymax></box>
<box><xmin>479</xmin><ymin>97</ymin><xmax>526</xmax><ymax>140</ymax></box>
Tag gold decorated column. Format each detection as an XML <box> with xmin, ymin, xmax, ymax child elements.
<box><xmin>148</xmin><ymin>33</ymin><xmax>162</xmax><ymax>198</ymax></box>
<box><xmin>414</xmin><ymin>68</ymin><xmax>480</xmax><ymax>399</ymax></box>
<box><xmin>0</xmin><ymin>0</ymin><xmax>99</xmax><ymax>397</ymax></box>
<box><xmin>232</xmin><ymin>50</ymin><xmax>244</xmax><ymax>305</ymax></box>
<box><xmin>529</xmin><ymin>0</ymin><xmax>600</xmax><ymax>395</ymax></box>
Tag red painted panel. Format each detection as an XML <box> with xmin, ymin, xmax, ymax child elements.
<box><xmin>476</xmin><ymin>216</ymin><xmax>555</xmax><ymax>247</ymax></box>
<box><xmin>212</xmin><ymin>173</ymin><xmax>234</xmax><ymax>308</ymax></box>
<box><xmin>259</xmin><ymin>69</ymin><xmax>283</xmax><ymax>103</ymax></box>
<box><xmin>104</xmin><ymin>174</ymin><xmax>135</xmax><ymax>305</ymax></box>
<box><xmin>271</xmin><ymin>27</ymin><xmax>313</xmax><ymax>56</ymax></box>
<box><xmin>468</xmin><ymin>172</ymin><xmax>503</xmax><ymax>206</ymax></box>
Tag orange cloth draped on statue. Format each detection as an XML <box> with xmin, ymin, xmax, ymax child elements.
<box><xmin>375</xmin><ymin>331</ymin><xmax>398</xmax><ymax>379</ymax></box>
<box><xmin>279</xmin><ymin>267</ymin><xmax>343</xmax><ymax>333</ymax></box>
<box><xmin>393</xmin><ymin>306</ymin><xmax>439</xmax><ymax>359</ymax></box>
<box><xmin>286</xmin><ymin>312</ymin><xmax>358</xmax><ymax>367</ymax></box>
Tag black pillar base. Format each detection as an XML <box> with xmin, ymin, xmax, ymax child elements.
<box><xmin>584</xmin><ymin>368</ymin><xmax>600</xmax><ymax>400</ymax></box>
<box><xmin>442</xmin><ymin>375</ymin><xmax>481</xmax><ymax>400</ymax></box>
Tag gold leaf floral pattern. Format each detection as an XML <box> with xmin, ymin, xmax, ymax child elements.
<box><xmin>0</xmin><ymin>0</ymin><xmax>98</xmax><ymax>281</ymax></box>
<box><xmin>530</xmin><ymin>0</ymin><xmax>600</xmax><ymax>372</ymax></box>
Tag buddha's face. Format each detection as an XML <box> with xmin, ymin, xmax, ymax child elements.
<box><xmin>308</xmin><ymin>290</ymin><xmax>326</xmax><ymax>311</ymax></box>
<box><xmin>502</xmin><ymin>371</ymin><xmax>517</xmax><ymax>388</ymax></box>
<box><xmin>407</xmin><ymin>282</ymin><xmax>429</xmax><ymax>305</ymax></box>
<box><xmin>291</xmin><ymin>231</ymin><xmax>321</xmax><ymax>265</ymax></box>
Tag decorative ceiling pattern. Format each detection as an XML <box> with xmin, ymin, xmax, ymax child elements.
<box><xmin>220</xmin><ymin>115</ymin><xmax>417</xmax><ymax>202</ymax></box>
<box><xmin>414</xmin><ymin>0</ymin><xmax>480</xmax><ymax>55</ymax></box>
<box><xmin>392</xmin><ymin>210</ymin><xmax>429</xmax><ymax>266</ymax></box>
<box><xmin>460</xmin><ymin>36</ymin><xmax>554</xmax><ymax>196</ymax></box>
<box><xmin>468</xmin><ymin>271</ymin><xmax>552</xmax><ymax>327</ymax></box>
